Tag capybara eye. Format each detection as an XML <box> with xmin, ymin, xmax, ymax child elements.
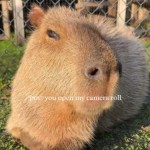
<box><xmin>47</xmin><ymin>30</ymin><xmax>60</xmax><ymax>40</ymax></box>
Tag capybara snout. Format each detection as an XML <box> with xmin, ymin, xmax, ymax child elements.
<box><xmin>6</xmin><ymin>5</ymin><xmax>148</xmax><ymax>150</ymax></box>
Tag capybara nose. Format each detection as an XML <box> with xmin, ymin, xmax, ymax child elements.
<box><xmin>85</xmin><ymin>67</ymin><xmax>100</xmax><ymax>79</ymax></box>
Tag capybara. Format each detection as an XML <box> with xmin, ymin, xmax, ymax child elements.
<box><xmin>6</xmin><ymin>5</ymin><xmax>148</xmax><ymax>150</ymax></box>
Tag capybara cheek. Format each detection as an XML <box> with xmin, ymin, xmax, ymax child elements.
<box><xmin>106</xmin><ymin>72</ymin><xmax>119</xmax><ymax>96</ymax></box>
<box><xmin>83</xmin><ymin>98</ymin><xmax>113</xmax><ymax>109</ymax></box>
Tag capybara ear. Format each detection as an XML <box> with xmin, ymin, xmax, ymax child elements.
<box><xmin>28</xmin><ymin>4</ymin><xmax>45</xmax><ymax>27</ymax></box>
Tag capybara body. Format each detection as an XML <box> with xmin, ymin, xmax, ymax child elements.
<box><xmin>6</xmin><ymin>6</ymin><xmax>148</xmax><ymax>150</ymax></box>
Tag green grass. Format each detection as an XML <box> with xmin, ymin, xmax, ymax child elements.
<box><xmin>145</xmin><ymin>41</ymin><xmax>150</xmax><ymax>71</ymax></box>
<box><xmin>0</xmin><ymin>39</ymin><xmax>150</xmax><ymax>150</ymax></box>
<box><xmin>145</xmin><ymin>41</ymin><xmax>150</xmax><ymax>53</ymax></box>
<box><xmin>0</xmin><ymin>39</ymin><xmax>25</xmax><ymax>150</ymax></box>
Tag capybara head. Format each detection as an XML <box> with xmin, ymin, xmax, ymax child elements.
<box><xmin>25</xmin><ymin>5</ymin><xmax>121</xmax><ymax>115</ymax></box>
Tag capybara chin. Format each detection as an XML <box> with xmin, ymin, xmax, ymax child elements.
<box><xmin>6</xmin><ymin>5</ymin><xmax>148</xmax><ymax>150</ymax></box>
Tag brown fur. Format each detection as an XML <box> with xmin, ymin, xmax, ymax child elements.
<box><xmin>6</xmin><ymin>6</ymin><xmax>148</xmax><ymax>150</ymax></box>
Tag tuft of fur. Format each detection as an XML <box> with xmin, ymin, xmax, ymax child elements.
<box><xmin>6</xmin><ymin>6</ymin><xmax>148</xmax><ymax>150</ymax></box>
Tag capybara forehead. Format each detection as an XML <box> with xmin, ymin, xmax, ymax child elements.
<box><xmin>41</xmin><ymin>7</ymin><xmax>99</xmax><ymax>35</ymax></box>
<box><xmin>31</xmin><ymin>6</ymin><xmax>117</xmax><ymax>69</ymax></box>
<box><xmin>34</xmin><ymin>6</ymin><xmax>105</xmax><ymax>43</ymax></box>
<box><xmin>42</xmin><ymin>9</ymin><xmax>105</xmax><ymax>46</ymax></box>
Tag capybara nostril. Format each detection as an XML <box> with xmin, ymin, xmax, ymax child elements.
<box><xmin>86</xmin><ymin>67</ymin><xmax>100</xmax><ymax>79</ymax></box>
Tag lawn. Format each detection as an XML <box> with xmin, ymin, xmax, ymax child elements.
<box><xmin>144</xmin><ymin>40</ymin><xmax>150</xmax><ymax>71</ymax></box>
<box><xmin>0</xmin><ymin>39</ymin><xmax>150</xmax><ymax>150</ymax></box>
